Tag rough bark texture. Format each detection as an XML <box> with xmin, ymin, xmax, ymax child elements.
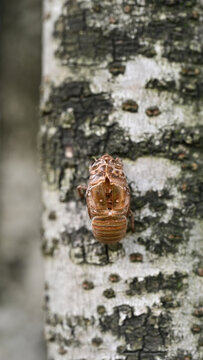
<box><xmin>41</xmin><ymin>1</ymin><xmax>203</xmax><ymax>359</ymax></box>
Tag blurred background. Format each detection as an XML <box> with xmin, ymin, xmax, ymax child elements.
<box><xmin>0</xmin><ymin>0</ymin><xmax>46</xmax><ymax>359</ymax></box>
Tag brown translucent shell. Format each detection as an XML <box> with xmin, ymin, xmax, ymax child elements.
<box><xmin>77</xmin><ymin>154</ymin><xmax>134</xmax><ymax>244</ymax></box>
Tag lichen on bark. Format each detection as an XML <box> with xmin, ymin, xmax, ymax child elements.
<box><xmin>41</xmin><ymin>0</ymin><xmax>203</xmax><ymax>359</ymax></box>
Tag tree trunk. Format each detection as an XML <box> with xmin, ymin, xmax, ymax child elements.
<box><xmin>41</xmin><ymin>1</ymin><xmax>203</xmax><ymax>359</ymax></box>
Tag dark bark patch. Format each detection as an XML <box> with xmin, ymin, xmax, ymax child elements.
<box><xmin>136</xmin><ymin>206</ymin><xmax>192</xmax><ymax>255</ymax></box>
<box><xmin>91</xmin><ymin>337</ymin><xmax>103</xmax><ymax>346</ymax></box>
<box><xmin>181</xmin><ymin>67</ymin><xmax>200</xmax><ymax>77</ymax></box>
<box><xmin>127</xmin><ymin>272</ymin><xmax>187</xmax><ymax>296</ymax></box>
<box><xmin>140</xmin><ymin>353</ymin><xmax>166</xmax><ymax>360</ymax></box>
<box><xmin>103</xmin><ymin>288</ymin><xmax>116</xmax><ymax>299</ymax></box>
<box><xmin>48</xmin><ymin>81</ymin><xmax>112</xmax><ymax>126</ymax></box>
<box><xmin>161</xmin><ymin>293</ymin><xmax>180</xmax><ymax>308</ymax></box>
<box><xmin>145</xmin><ymin>78</ymin><xmax>176</xmax><ymax>92</ymax></box>
<box><xmin>146</xmin><ymin>0</ymin><xmax>196</xmax><ymax>6</ymax></box>
<box><xmin>126</xmin><ymin>354</ymin><xmax>139</xmax><ymax>360</ymax></box>
<box><xmin>99</xmin><ymin>307</ymin><xmax>171</xmax><ymax>356</ymax></box>
<box><xmin>66</xmin><ymin>227</ymin><xmax>125</xmax><ymax>266</ymax></box>
<box><xmin>180</xmin><ymin>70</ymin><xmax>203</xmax><ymax>99</ymax></box>
<box><xmin>53</xmin><ymin>0</ymin><xmax>202</xmax><ymax>66</ymax></box>
<box><xmin>53</xmin><ymin>2</ymin><xmax>156</xmax><ymax>63</ymax></box>
<box><xmin>171</xmin><ymin>350</ymin><xmax>193</xmax><ymax>360</ymax></box>
<box><xmin>68</xmin><ymin>227</ymin><xmax>108</xmax><ymax>265</ymax></box>
<box><xmin>40</xmin><ymin>81</ymin><xmax>113</xmax><ymax>187</ymax></box>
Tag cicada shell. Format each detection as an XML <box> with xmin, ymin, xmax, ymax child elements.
<box><xmin>77</xmin><ymin>154</ymin><xmax>134</xmax><ymax>244</ymax></box>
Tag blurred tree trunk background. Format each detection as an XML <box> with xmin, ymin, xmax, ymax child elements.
<box><xmin>0</xmin><ymin>0</ymin><xmax>46</xmax><ymax>359</ymax></box>
<box><xmin>41</xmin><ymin>1</ymin><xmax>203</xmax><ymax>360</ymax></box>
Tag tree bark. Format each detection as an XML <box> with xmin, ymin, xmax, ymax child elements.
<box><xmin>41</xmin><ymin>1</ymin><xmax>203</xmax><ymax>359</ymax></box>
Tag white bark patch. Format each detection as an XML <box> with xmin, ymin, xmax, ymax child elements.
<box><xmin>42</xmin><ymin>187</ymin><xmax>91</xmax><ymax>243</ymax></box>
<box><xmin>46</xmin><ymin>240</ymin><xmax>162</xmax><ymax>314</ymax></box>
<box><xmin>109</xmin><ymin>56</ymin><xmax>201</xmax><ymax>141</ymax></box>
<box><xmin>123</xmin><ymin>156</ymin><xmax>181</xmax><ymax>194</ymax></box>
<box><xmin>124</xmin><ymin>156</ymin><xmax>182</xmax><ymax>225</ymax></box>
